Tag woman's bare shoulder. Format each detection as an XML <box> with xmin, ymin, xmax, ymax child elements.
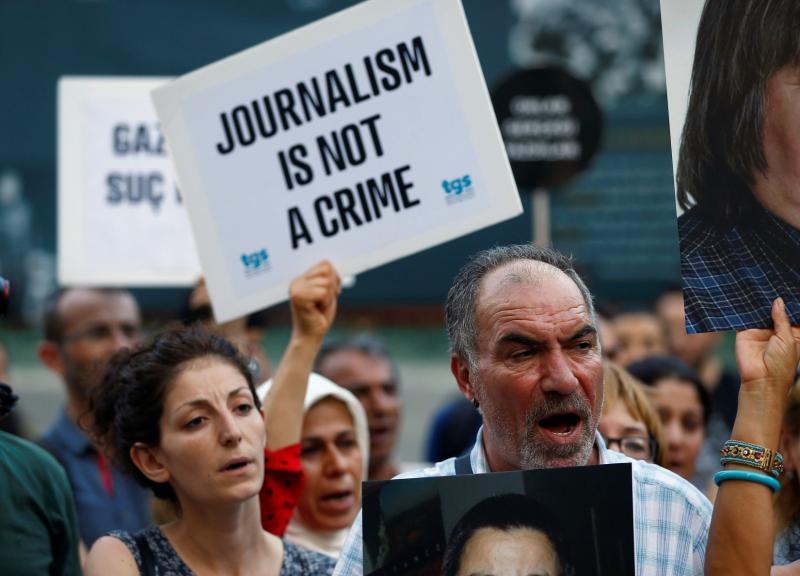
<box><xmin>84</xmin><ymin>535</ymin><xmax>139</xmax><ymax>576</ymax></box>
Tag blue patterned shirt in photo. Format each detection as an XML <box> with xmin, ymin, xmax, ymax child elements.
<box><xmin>679</xmin><ymin>202</ymin><xmax>800</xmax><ymax>333</ymax></box>
<box><xmin>333</xmin><ymin>429</ymin><xmax>711</xmax><ymax>576</ymax></box>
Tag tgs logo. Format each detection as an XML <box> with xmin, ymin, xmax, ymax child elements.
<box><xmin>441</xmin><ymin>175</ymin><xmax>475</xmax><ymax>204</ymax></box>
<box><xmin>241</xmin><ymin>249</ymin><xmax>271</xmax><ymax>277</ymax></box>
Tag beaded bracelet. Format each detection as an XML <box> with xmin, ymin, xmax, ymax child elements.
<box><xmin>720</xmin><ymin>439</ymin><xmax>784</xmax><ymax>478</ymax></box>
<box><xmin>714</xmin><ymin>470</ymin><xmax>781</xmax><ymax>493</ymax></box>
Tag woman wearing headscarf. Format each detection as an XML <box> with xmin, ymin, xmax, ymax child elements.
<box><xmin>259</xmin><ymin>373</ymin><xmax>368</xmax><ymax>558</ymax></box>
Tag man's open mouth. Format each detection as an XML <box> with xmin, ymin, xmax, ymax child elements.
<box><xmin>538</xmin><ymin>412</ymin><xmax>581</xmax><ymax>436</ymax></box>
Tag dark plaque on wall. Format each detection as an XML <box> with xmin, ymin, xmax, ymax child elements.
<box><xmin>492</xmin><ymin>66</ymin><xmax>603</xmax><ymax>190</ymax></box>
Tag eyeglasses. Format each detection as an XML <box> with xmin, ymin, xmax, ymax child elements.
<box><xmin>602</xmin><ymin>435</ymin><xmax>656</xmax><ymax>462</ymax></box>
<box><xmin>61</xmin><ymin>322</ymin><xmax>142</xmax><ymax>345</ymax></box>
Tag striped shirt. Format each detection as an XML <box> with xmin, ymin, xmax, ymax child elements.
<box><xmin>334</xmin><ymin>429</ymin><xmax>711</xmax><ymax>575</ymax></box>
<box><xmin>679</xmin><ymin>203</ymin><xmax>800</xmax><ymax>333</ymax></box>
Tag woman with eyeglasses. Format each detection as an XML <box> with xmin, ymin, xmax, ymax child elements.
<box><xmin>599</xmin><ymin>362</ymin><xmax>666</xmax><ymax>466</ymax></box>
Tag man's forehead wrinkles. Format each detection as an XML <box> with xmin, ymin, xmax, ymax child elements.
<box><xmin>485</xmin><ymin>302</ymin><xmax>589</xmax><ymax>324</ymax></box>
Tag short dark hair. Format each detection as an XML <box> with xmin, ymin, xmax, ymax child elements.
<box><xmin>315</xmin><ymin>333</ymin><xmax>399</xmax><ymax>384</ymax></box>
<box><xmin>441</xmin><ymin>493</ymin><xmax>573</xmax><ymax>576</ymax></box>
<box><xmin>676</xmin><ymin>0</ymin><xmax>800</xmax><ymax>226</ymax></box>
<box><xmin>42</xmin><ymin>287</ymin><xmax>134</xmax><ymax>343</ymax></box>
<box><xmin>86</xmin><ymin>327</ymin><xmax>261</xmax><ymax>502</ymax></box>
<box><xmin>626</xmin><ymin>355</ymin><xmax>711</xmax><ymax>425</ymax></box>
<box><xmin>445</xmin><ymin>244</ymin><xmax>596</xmax><ymax>367</ymax></box>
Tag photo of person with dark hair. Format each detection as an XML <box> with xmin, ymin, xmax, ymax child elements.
<box><xmin>675</xmin><ymin>0</ymin><xmax>800</xmax><ymax>333</ymax></box>
<box><xmin>360</xmin><ymin>464</ymin><xmax>634</xmax><ymax>576</ymax></box>
<box><xmin>441</xmin><ymin>494</ymin><xmax>572</xmax><ymax>576</ymax></box>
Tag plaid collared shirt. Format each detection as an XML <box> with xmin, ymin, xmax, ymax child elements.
<box><xmin>679</xmin><ymin>203</ymin><xmax>800</xmax><ymax>333</ymax></box>
<box><xmin>333</xmin><ymin>429</ymin><xmax>711</xmax><ymax>576</ymax></box>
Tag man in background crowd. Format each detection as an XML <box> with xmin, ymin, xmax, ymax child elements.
<box><xmin>37</xmin><ymin>288</ymin><xmax>151</xmax><ymax>546</ymax></box>
<box><xmin>316</xmin><ymin>335</ymin><xmax>404</xmax><ymax>481</ymax></box>
<box><xmin>656</xmin><ymin>289</ymin><xmax>739</xmax><ymax>430</ymax></box>
<box><xmin>611</xmin><ymin>309</ymin><xmax>668</xmax><ymax>368</ymax></box>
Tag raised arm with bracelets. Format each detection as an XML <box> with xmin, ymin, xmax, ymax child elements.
<box><xmin>262</xmin><ymin>260</ymin><xmax>341</xmax><ymax>451</ymax></box>
<box><xmin>706</xmin><ymin>298</ymin><xmax>800</xmax><ymax>576</ymax></box>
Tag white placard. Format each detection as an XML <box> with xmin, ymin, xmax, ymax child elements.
<box><xmin>58</xmin><ymin>76</ymin><xmax>202</xmax><ymax>286</ymax></box>
<box><xmin>660</xmin><ymin>0</ymin><xmax>705</xmax><ymax>213</ymax></box>
<box><xmin>153</xmin><ymin>0</ymin><xmax>522</xmax><ymax>322</ymax></box>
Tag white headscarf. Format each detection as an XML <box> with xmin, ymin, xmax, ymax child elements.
<box><xmin>257</xmin><ymin>373</ymin><xmax>369</xmax><ymax>558</ymax></box>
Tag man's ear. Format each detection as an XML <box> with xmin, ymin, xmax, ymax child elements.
<box><xmin>451</xmin><ymin>353</ymin><xmax>477</xmax><ymax>403</ymax></box>
<box><xmin>130</xmin><ymin>443</ymin><xmax>171</xmax><ymax>485</ymax></box>
<box><xmin>37</xmin><ymin>341</ymin><xmax>65</xmax><ymax>376</ymax></box>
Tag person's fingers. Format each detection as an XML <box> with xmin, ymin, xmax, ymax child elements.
<box><xmin>773</xmin><ymin>297</ymin><xmax>800</xmax><ymax>361</ymax></box>
<box><xmin>290</xmin><ymin>261</ymin><xmax>340</xmax><ymax>316</ymax></box>
<box><xmin>791</xmin><ymin>327</ymin><xmax>800</xmax><ymax>362</ymax></box>
<box><xmin>299</xmin><ymin>279</ymin><xmax>338</xmax><ymax>303</ymax></box>
<box><xmin>772</xmin><ymin>298</ymin><xmax>791</xmax><ymax>340</ymax></box>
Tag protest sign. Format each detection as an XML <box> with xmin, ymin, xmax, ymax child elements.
<box><xmin>152</xmin><ymin>0</ymin><xmax>522</xmax><ymax>322</ymax></box>
<box><xmin>493</xmin><ymin>67</ymin><xmax>603</xmax><ymax>191</ymax></box>
<box><xmin>362</xmin><ymin>464</ymin><xmax>635</xmax><ymax>575</ymax></box>
<box><xmin>58</xmin><ymin>77</ymin><xmax>201</xmax><ymax>286</ymax></box>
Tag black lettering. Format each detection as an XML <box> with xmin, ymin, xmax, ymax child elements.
<box><xmin>333</xmin><ymin>188</ymin><xmax>364</xmax><ymax>231</ymax></box>
<box><xmin>375</xmin><ymin>49</ymin><xmax>401</xmax><ymax>91</ymax></box>
<box><xmin>344</xmin><ymin>63</ymin><xmax>370</xmax><ymax>104</ymax></box>
<box><xmin>359</xmin><ymin>114</ymin><xmax>384</xmax><ymax>157</ymax></box>
<box><xmin>354</xmin><ymin>182</ymin><xmax>373</xmax><ymax>222</ymax></box>
<box><xmin>317</xmin><ymin>133</ymin><xmax>346</xmax><ymax>176</ymax></box>
<box><xmin>288</xmin><ymin>207</ymin><xmax>313</xmax><ymax>249</ymax></box>
<box><xmin>297</xmin><ymin>78</ymin><xmax>326</xmax><ymax>122</ymax></box>
<box><xmin>252</xmin><ymin>97</ymin><xmax>278</xmax><ymax>138</ymax></box>
<box><xmin>341</xmin><ymin>124</ymin><xmax>366</xmax><ymax>166</ymax></box>
<box><xmin>398</xmin><ymin>36</ymin><xmax>432</xmax><ymax>83</ymax></box>
<box><xmin>367</xmin><ymin>172</ymin><xmax>400</xmax><ymax>218</ymax></box>
<box><xmin>314</xmin><ymin>196</ymin><xmax>339</xmax><ymax>237</ymax></box>
<box><xmin>363</xmin><ymin>55</ymin><xmax>381</xmax><ymax>96</ymax></box>
<box><xmin>394</xmin><ymin>165</ymin><xmax>420</xmax><ymax>208</ymax></box>
<box><xmin>325</xmin><ymin>70</ymin><xmax>352</xmax><ymax>113</ymax></box>
<box><xmin>278</xmin><ymin>150</ymin><xmax>294</xmax><ymax>190</ymax></box>
<box><xmin>274</xmin><ymin>89</ymin><xmax>303</xmax><ymax>131</ymax></box>
<box><xmin>216</xmin><ymin>112</ymin><xmax>236</xmax><ymax>155</ymax></box>
<box><xmin>232</xmin><ymin>105</ymin><xmax>256</xmax><ymax>146</ymax></box>
<box><xmin>289</xmin><ymin>145</ymin><xmax>313</xmax><ymax>186</ymax></box>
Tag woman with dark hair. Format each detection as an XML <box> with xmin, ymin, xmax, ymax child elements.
<box><xmin>83</xmin><ymin>263</ymin><xmax>339</xmax><ymax>575</ymax></box>
<box><xmin>626</xmin><ymin>356</ymin><xmax>710</xmax><ymax>487</ymax></box>
<box><xmin>676</xmin><ymin>0</ymin><xmax>800</xmax><ymax>333</ymax></box>
<box><xmin>441</xmin><ymin>493</ymin><xmax>572</xmax><ymax>576</ymax></box>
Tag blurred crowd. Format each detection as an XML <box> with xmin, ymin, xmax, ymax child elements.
<box><xmin>1</xmin><ymin>261</ymin><xmax>798</xmax><ymax>575</ymax></box>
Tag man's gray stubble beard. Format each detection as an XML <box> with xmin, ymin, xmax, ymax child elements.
<box><xmin>518</xmin><ymin>392</ymin><xmax>597</xmax><ymax>470</ymax></box>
